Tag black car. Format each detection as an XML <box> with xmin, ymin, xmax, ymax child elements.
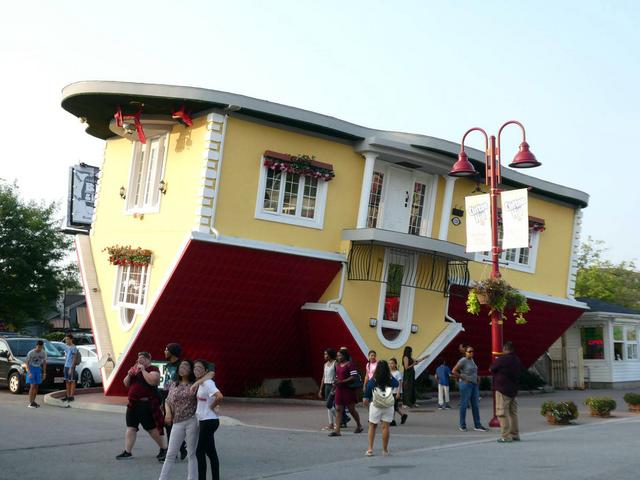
<box><xmin>0</xmin><ymin>337</ymin><xmax>66</xmax><ymax>394</ymax></box>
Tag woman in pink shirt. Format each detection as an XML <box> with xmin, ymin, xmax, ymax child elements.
<box><xmin>363</xmin><ymin>350</ymin><xmax>378</xmax><ymax>393</ymax></box>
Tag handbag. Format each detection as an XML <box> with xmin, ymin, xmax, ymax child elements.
<box><xmin>349</xmin><ymin>371</ymin><xmax>363</xmax><ymax>389</ymax></box>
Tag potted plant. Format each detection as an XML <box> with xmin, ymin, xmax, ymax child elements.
<box><xmin>540</xmin><ymin>400</ymin><xmax>579</xmax><ymax>425</ymax></box>
<box><xmin>466</xmin><ymin>277</ymin><xmax>530</xmax><ymax>324</ymax></box>
<box><xmin>623</xmin><ymin>393</ymin><xmax>640</xmax><ymax>413</ymax></box>
<box><xmin>584</xmin><ymin>397</ymin><xmax>616</xmax><ymax>417</ymax></box>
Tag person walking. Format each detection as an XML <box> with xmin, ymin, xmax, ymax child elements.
<box><xmin>401</xmin><ymin>346</ymin><xmax>427</xmax><ymax>408</ymax></box>
<box><xmin>159</xmin><ymin>360</ymin><xmax>199</xmax><ymax>480</ymax></box>
<box><xmin>490</xmin><ymin>341</ymin><xmax>523</xmax><ymax>443</ymax></box>
<box><xmin>193</xmin><ymin>359</ymin><xmax>223</xmax><ymax>480</ymax></box>
<box><xmin>363</xmin><ymin>360</ymin><xmax>398</xmax><ymax>456</ymax></box>
<box><xmin>25</xmin><ymin>340</ymin><xmax>47</xmax><ymax>408</ymax></box>
<box><xmin>328</xmin><ymin>348</ymin><xmax>363</xmax><ymax>437</ymax></box>
<box><xmin>388</xmin><ymin>358</ymin><xmax>407</xmax><ymax>426</ymax></box>
<box><xmin>363</xmin><ymin>350</ymin><xmax>378</xmax><ymax>392</ymax></box>
<box><xmin>62</xmin><ymin>333</ymin><xmax>78</xmax><ymax>402</ymax></box>
<box><xmin>159</xmin><ymin>343</ymin><xmax>187</xmax><ymax>462</ymax></box>
<box><xmin>318</xmin><ymin>348</ymin><xmax>337</xmax><ymax>430</ymax></box>
<box><xmin>452</xmin><ymin>346</ymin><xmax>487</xmax><ymax>432</ymax></box>
<box><xmin>435</xmin><ymin>358</ymin><xmax>452</xmax><ymax>409</ymax></box>
<box><xmin>116</xmin><ymin>352</ymin><xmax>167</xmax><ymax>460</ymax></box>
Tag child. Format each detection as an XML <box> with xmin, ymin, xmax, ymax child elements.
<box><xmin>435</xmin><ymin>358</ymin><xmax>452</xmax><ymax>409</ymax></box>
<box><xmin>389</xmin><ymin>358</ymin><xmax>408</xmax><ymax>425</ymax></box>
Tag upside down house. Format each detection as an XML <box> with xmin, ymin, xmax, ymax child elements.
<box><xmin>61</xmin><ymin>81</ymin><xmax>590</xmax><ymax>395</ymax></box>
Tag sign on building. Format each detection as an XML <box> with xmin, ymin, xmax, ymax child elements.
<box><xmin>66</xmin><ymin>163</ymin><xmax>99</xmax><ymax>232</ymax></box>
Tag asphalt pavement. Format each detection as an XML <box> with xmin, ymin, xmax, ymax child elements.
<box><xmin>0</xmin><ymin>387</ymin><xmax>638</xmax><ymax>479</ymax></box>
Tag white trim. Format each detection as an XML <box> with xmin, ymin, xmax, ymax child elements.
<box><xmin>375</xmin><ymin>250</ymin><xmax>416</xmax><ymax>349</ymax></box>
<box><xmin>415</xmin><ymin>318</ymin><xmax>466</xmax><ymax>376</ymax></box>
<box><xmin>474</xmin><ymin>229</ymin><xmax>540</xmax><ymax>274</ymax></box>
<box><xmin>425</xmin><ymin>174</ymin><xmax>439</xmax><ymax>237</ymax></box>
<box><xmin>356</xmin><ymin>153</ymin><xmax>377</xmax><ymax>228</ymax></box>
<box><xmin>326</xmin><ymin>262</ymin><xmax>347</xmax><ymax>305</ymax></box>
<box><xmin>103</xmin><ymin>234</ymin><xmax>192</xmax><ymax>393</ymax></box>
<box><xmin>518</xmin><ymin>289</ymin><xmax>589</xmax><ymax>309</ymax></box>
<box><xmin>190</xmin><ymin>231</ymin><xmax>347</xmax><ymax>263</ymax></box>
<box><xmin>74</xmin><ymin>236</ymin><xmax>104</xmax><ymax>361</ymax></box>
<box><xmin>123</xmin><ymin>133</ymin><xmax>169</xmax><ymax>215</ymax></box>
<box><xmin>566</xmin><ymin>208</ymin><xmax>583</xmax><ymax>298</ymax></box>
<box><xmin>111</xmin><ymin>263</ymin><xmax>152</xmax><ymax>332</ymax></box>
<box><xmin>438</xmin><ymin>176</ymin><xmax>457</xmax><ymax>241</ymax></box>
<box><xmin>254</xmin><ymin>155</ymin><xmax>328</xmax><ymax>229</ymax></box>
<box><xmin>209</xmin><ymin>113</ymin><xmax>228</xmax><ymax>233</ymax></box>
<box><xmin>301</xmin><ymin>303</ymin><xmax>369</xmax><ymax>358</ymax></box>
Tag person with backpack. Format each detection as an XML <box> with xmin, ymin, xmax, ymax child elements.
<box><xmin>328</xmin><ymin>348</ymin><xmax>363</xmax><ymax>437</ymax></box>
<box><xmin>363</xmin><ymin>360</ymin><xmax>398</xmax><ymax>456</ymax></box>
<box><xmin>62</xmin><ymin>333</ymin><xmax>80</xmax><ymax>402</ymax></box>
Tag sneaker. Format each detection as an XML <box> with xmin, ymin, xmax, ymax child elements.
<box><xmin>400</xmin><ymin>413</ymin><xmax>408</xmax><ymax>425</ymax></box>
<box><xmin>438</xmin><ymin>405</ymin><xmax>444</xmax><ymax>410</ymax></box>
<box><xmin>474</xmin><ymin>426</ymin><xmax>488</xmax><ymax>432</ymax></box>
<box><xmin>67</xmin><ymin>397</ymin><xmax>75</xmax><ymax>402</ymax></box>
<box><xmin>458</xmin><ymin>426</ymin><xmax>467</xmax><ymax>432</ymax></box>
<box><xmin>116</xmin><ymin>450</ymin><xmax>132</xmax><ymax>460</ymax></box>
<box><xmin>180</xmin><ymin>445</ymin><xmax>188</xmax><ymax>461</ymax></box>
<box><xmin>390</xmin><ymin>420</ymin><xmax>397</xmax><ymax>426</ymax></box>
<box><xmin>156</xmin><ymin>448</ymin><xmax>167</xmax><ymax>461</ymax></box>
<box><xmin>60</xmin><ymin>396</ymin><xmax>68</xmax><ymax>402</ymax></box>
<box><xmin>445</xmin><ymin>404</ymin><xmax>452</xmax><ymax>410</ymax></box>
<box><xmin>497</xmin><ymin>438</ymin><xmax>512</xmax><ymax>443</ymax></box>
<box><xmin>33</xmin><ymin>402</ymin><xmax>40</xmax><ymax>408</ymax></box>
<box><xmin>27</xmin><ymin>402</ymin><xmax>37</xmax><ymax>408</ymax></box>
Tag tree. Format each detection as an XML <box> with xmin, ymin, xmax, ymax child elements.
<box><xmin>575</xmin><ymin>237</ymin><xmax>640</xmax><ymax>309</ymax></box>
<box><xmin>0</xmin><ymin>182</ymin><xmax>74</xmax><ymax>331</ymax></box>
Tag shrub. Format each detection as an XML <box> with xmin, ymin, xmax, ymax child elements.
<box><xmin>623</xmin><ymin>392</ymin><xmax>640</xmax><ymax>405</ymax></box>
<box><xmin>44</xmin><ymin>332</ymin><xmax>66</xmax><ymax>342</ymax></box>
<box><xmin>584</xmin><ymin>397</ymin><xmax>616</xmax><ymax>416</ymax></box>
<box><xmin>244</xmin><ymin>385</ymin><xmax>266</xmax><ymax>398</ymax></box>
<box><xmin>540</xmin><ymin>400</ymin><xmax>578</xmax><ymax>422</ymax></box>
<box><xmin>519</xmin><ymin>370</ymin><xmax>545</xmax><ymax>391</ymax></box>
<box><xmin>278</xmin><ymin>379</ymin><xmax>295</xmax><ymax>398</ymax></box>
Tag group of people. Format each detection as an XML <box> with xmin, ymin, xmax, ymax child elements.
<box><xmin>25</xmin><ymin>333</ymin><xmax>79</xmax><ymax>408</ymax></box>
<box><xmin>115</xmin><ymin>342</ymin><xmax>223</xmax><ymax>480</ymax></box>
<box><xmin>318</xmin><ymin>340</ymin><xmax>524</xmax><ymax>455</ymax></box>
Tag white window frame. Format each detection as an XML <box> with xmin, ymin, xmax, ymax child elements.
<box><xmin>475</xmin><ymin>227</ymin><xmax>540</xmax><ymax>274</ymax></box>
<box><xmin>112</xmin><ymin>263</ymin><xmax>151</xmax><ymax>331</ymax></box>
<box><xmin>255</xmin><ymin>155</ymin><xmax>329</xmax><ymax>229</ymax></box>
<box><xmin>369</xmin><ymin>161</ymin><xmax>437</xmax><ymax>237</ymax></box>
<box><xmin>376</xmin><ymin>249</ymin><xmax>417</xmax><ymax>349</ymax></box>
<box><xmin>612</xmin><ymin>324</ymin><xmax>639</xmax><ymax>361</ymax></box>
<box><xmin>124</xmin><ymin>134</ymin><xmax>169</xmax><ymax>215</ymax></box>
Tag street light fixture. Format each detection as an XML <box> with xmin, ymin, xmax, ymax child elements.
<box><xmin>448</xmin><ymin>120</ymin><xmax>540</xmax><ymax>427</ymax></box>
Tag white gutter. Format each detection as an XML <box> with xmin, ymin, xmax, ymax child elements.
<box><xmin>326</xmin><ymin>262</ymin><xmax>347</xmax><ymax>305</ymax></box>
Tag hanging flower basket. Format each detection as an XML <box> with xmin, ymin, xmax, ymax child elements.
<box><xmin>263</xmin><ymin>150</ymin><xmax>335</xmax><ymax>181</ymax></box>
<box><xmin>103</xmin><ymin>245</ymin><xmax>152</xmax><ymax>267</ymax></box>
<box><xmin>466</xmin><ymin>277</ymin><xmax>530</xmax><ymax>325</ymax></box>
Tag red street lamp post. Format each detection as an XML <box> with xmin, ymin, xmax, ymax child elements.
<box><xmin>448</xmin><ymin>120</ymin><xmax>540</xmax><ymax>427</ymax></box>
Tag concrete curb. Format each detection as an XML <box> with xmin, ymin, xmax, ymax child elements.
<box><xmin>43</xmin><ymin>388</ymin><xmax>244</xmax><ymax>426</ymax></box>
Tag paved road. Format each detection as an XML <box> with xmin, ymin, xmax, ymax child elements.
<box><xmin>1</xmin><ymin>388</ymin><xmax>638</xmax><ymax>479</ymax></box>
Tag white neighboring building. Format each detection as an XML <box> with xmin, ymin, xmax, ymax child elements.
<box><xmin>548</xmin><ymin>298</ymin><xmax>640</xmax><ymax>389</ymax></box>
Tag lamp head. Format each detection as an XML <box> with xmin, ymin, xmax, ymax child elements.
<box><xmin>509</xmin><ymin>141</ymin><xmax>541</xmax><ymax>168</ymax></box>
<box><xmin>448</xmin><ymin>151</ymin><xmax>478</xmax><ymax>177</ymax></box>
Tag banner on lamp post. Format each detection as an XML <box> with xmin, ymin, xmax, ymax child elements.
<box><xmin>501</xmin><ymin>188</ymin><xmax>529</xmax><ymax>249</ymax></box>
<box><xmin>465</xmin><ymin>194</ymin><xmax>491</xmax><ymax>253</ymax></box>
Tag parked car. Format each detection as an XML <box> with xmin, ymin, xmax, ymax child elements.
<box><xmin>51</xmin><ymin>341</ymin><xmax>67</xmax><ymax>356</ymax></box>
<box><xmin>76</xmin><ymin>345</ymin><xmax>103</xmax><ymax>388</ymax></box>
<box><xmin>0</xmin><ymin>336</ymin><xmax>66</xmax><ymax>394</ymax></box>
<box><xmin>72</xmin><ymin>333</ymin><xmax>94</xmax><ymax>346</ymax></box>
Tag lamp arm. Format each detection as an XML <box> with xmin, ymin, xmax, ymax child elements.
<box><xmin>496</xmin><ymin>120</ymin><xmax>528</xmax><ymax>184</ymax></box>
<box><xmin>460</xmin><ymin>127</ymin><xmax>489</xmax><ymax>153</ymax></box>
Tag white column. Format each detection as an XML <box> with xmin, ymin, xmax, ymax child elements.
<box><xmin>438</xmin><ymin>176</ymin><xmax>457</xmax><ymax>240</ymax></box>
<box><xmin>356</xmin><ymin>153</ymin><xmax>378</xmax><ymax>228</ymax></box>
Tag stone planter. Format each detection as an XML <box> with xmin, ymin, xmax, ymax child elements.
<box><xmin>589</xmin><ymin>408</ymin><xmax>611</xmax><ymax>417</ymax></box>
<box><xmin>627</xmin><ymin>403</ymin><xmax>640</xmax><ymax>413</ymax></box>
<box><xmin>545</xmin><ymin>413</ymin><xmax>571</xmax><ymax>425</ymax></box>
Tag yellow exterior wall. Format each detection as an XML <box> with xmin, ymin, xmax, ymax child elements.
<box><xmin>447</xmin><ymin>178</ymin><xmax>575</xmax><ymax>297</ymax></box>
<box><xmin>89</xmin><ymin>118</ymin><xmax>207</xmax><ymax>357</ymax></box>
<box><xmin>214</xmin><ymin>117</ymin><xmax>362</xmax><ymax>253</ymax></box>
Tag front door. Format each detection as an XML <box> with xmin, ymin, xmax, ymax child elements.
<box><xmin>381</xmin><ymin>167</ymin><xmax>412</xmax><ymax>232</ymax></box>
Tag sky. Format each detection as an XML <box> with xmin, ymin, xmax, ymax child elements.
<box><xmin>0</xmin><ymin>0</ymin><xmax>638</xmax><ymax>264</ymax></box>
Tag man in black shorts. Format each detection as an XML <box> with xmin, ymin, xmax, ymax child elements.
<box><xmin>116</xmin><ymin>352</ymin><xmax>167</xmax><ymax>460</ymax></box>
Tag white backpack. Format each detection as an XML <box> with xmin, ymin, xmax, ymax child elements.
<box><xmin>372</xmin><ymin>385</ymin><xmax>395</xmax><ymax>409</ymax></box>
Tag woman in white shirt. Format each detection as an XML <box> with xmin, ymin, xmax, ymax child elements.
<box><xmin>318</xmin><ymin>348</ymin><xmax>337</xmax><ymax>430</ymax></box>
<box><xmin>193</xmin><ymin>360</ymin><xmax>223</xmax><ymax>480</ymax></box>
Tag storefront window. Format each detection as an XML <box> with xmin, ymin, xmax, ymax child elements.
<box><xmin>627</xmin><ymin>328</ymin><xmax>638</xmax><ymax>360</ymax></box>
<box><xmin>581</xmin><ymin>326</ymin><xmax>604</xmax><ymax>360</ymax></box>
<box><xmin>613</xmin><ymin>326</ymin><xmax>624</xmax><ymax>361</ymax></box>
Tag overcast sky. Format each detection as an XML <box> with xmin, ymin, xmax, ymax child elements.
<box><xmin>1</xmin><ymin>0</ymin><xmax>638</xmax><ymax>264</ymax></box>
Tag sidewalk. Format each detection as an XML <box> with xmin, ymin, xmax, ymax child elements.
<box><xmin>45</xmin><ymin>386</ymin><xmax>640</xmax><ymax>437</ymax></box>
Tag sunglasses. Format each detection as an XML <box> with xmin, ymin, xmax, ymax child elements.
<box><xmin>466</xmin><ymin>350</ymin><xmax>474</xmax><ymax>353</ymax></box>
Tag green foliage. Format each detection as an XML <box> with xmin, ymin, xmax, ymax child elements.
<box><xmin>518</xmin><ymin>370</ymin><xmax>545</xmax><ymax>390</ymax></box>
<box><xmin>244</xmin><ymin>385</ymin><xmax>267</xmax><ymax>398</ymax></box>
<box><xmin>0</xmin><ymin>182</ymin><xmax>74</xmax><ymax>330</ymax></box>
<box><xmin>575</xmin><ymin>237</ymin><xmax>640</xmax><ymax>309</ymax></box>
<box><xmin>43</xmin><ymin>332</ymin><xmax>66</xmax><ymax>341</ymax></box>
<box><xmin>278</xmin><ymin>379</ymin><xmax>295</xmax><ymax>398</ymax></box>
<box><xmin>540</xmin><ymin>400</ymin><xmax>578</xmax><ymax>422</ymax></box>
<box><xmin>623</xmin><ymin>393</ymin><xmax>640</xmax><ymax>405</ymax></box>
<box><xmin>466</xmin><ymin>277</ymin><xmax>530</xmax><ymax>325</ymax></box>
<box><xmin>584</xmin><ymin>397</ymin><xmax>616</xmax><ymax>416</ymax></box>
